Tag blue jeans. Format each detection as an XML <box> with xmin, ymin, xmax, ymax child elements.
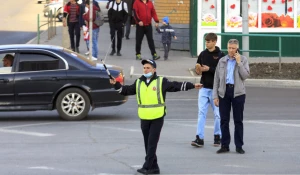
<box><xmin>92</xmin><ymin>27</ymin><xmax>99</xmax><ymax>58</ymax></box>
<box><xmin>197</xmin><ymin>88</ymin><xmax>221</xmax><ymax>139</ymax></box>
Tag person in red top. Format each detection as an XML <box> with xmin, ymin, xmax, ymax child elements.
<box><xmin>133</xmin><ymin>0</ymin><xmax>160</xmax><ymax>60</ymax></box>
<box><xmin>63</xmin><ymin>0</ymin><xmax>81</xmax><ymax>53</ymax></box>
<box><xmin>83</xmin><ymin>0</ymin><xmax>100</xmax><ymax>59</ymax></box>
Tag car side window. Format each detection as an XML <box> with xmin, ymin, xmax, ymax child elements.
<box><xmin>18</xmin><ymin>53</ymin><xmax>65</xmax><ymax>72</ymax></box>
<box><xmin>0</xmin><ymin>52</ymin><xmax>15</xmax><ymax>74</ymax></box>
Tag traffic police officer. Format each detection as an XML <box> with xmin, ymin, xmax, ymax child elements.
<box><xmin>110</xmin><ymin>59</ymin><xmax>202</xmax><ymax>174</ymax></box>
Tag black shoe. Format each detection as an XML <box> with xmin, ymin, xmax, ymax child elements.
<box><xmin>153</xmin><ymin>53</ymin><xmax>160</xmax><ymax>60</ymax></box>
<box><xmin>110</xmin><ymin>50</ymin><xmax>116</xmax><ymax>56</ymax></box>
<box><xmin>147</xmin><ymin>168</ymin><xmax>160</xmax><ymax>174</ymax></box>
<box><xmin>216</xmin><ymin>146</ymin><xmax>230</xmax><ymax>154</ymax></box>
<box><xmin>117</xmin><ymin>51</ymin><xmax>122</xmax><ymax>56</ymax></box>
<box><xmin>191</xmin><ymin>135</ymin><xmax>204</xmax><ymax>147</ymax></box>
<box><xmin>214</xmin><ymin>135</ymin><xmax>221</xmax><ymax>146</ymax></box>
<box><xmin>164</xmin><ymin>56</ymin><xmax>168</xmax><ymax>60</ymax></box>
<box><xmin>137</xmin><ymin>168</ymin><xmax>147</xmax><ymax>174</ymax></box>
<box><xmin>136</xmin><ymin>54</ymin><xmax>142</xmax><ymax>60</ymax></box>
<box><xmin>126</xmin><ymin>36</ymin><xmax>130</xmax><ymax>40</ymax></box>
<box><xmin>236</xmin><ymin>147</ymin><xmax>245</xmax><ymax>154</ymax></box>
<box><xmin>75</xmin><ymin>47</ymin><xmax>79</xmax><ymax>53</ymax></box>
<box><xmin>71</xmin><ymin>48</ymin><xmax>75</xmax><ymax>52</ymax></box>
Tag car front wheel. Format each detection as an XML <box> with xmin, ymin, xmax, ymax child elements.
<box><xmin>56</xmin><ymin>88</ymin><xmax>90</xmax><ymax>120</ymax></box>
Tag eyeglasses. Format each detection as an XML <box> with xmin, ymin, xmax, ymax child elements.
<box><xmin>228</xmin><ymin>39</ymin><xmax>239</xmax><ymax>45</ymax></box>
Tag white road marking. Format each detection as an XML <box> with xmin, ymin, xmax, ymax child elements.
<box><xmin>224</xmin><ymin>165</ymin><xmax>250</xmax><ymax>168</ymax></box>
<box><xmin>0</xmin><ymin>122</ymin><xmax>54</xmax><ymax>129</ymax></box>
<box><xmin>131</xmin><ymin>165</ymin><xmax>142</xmax><ymax>168</ymax></box>
<box><xmin>167</xmin><ymin>122</ymin><xmax>214</xmax><ymax>129</ymax></box>
<box><xmin>99</xmin><ymin>126</ymin><xmax>140</xmax><ymax>132</ymax></box>
<box><xmin>28</xmin><ymin>166</ymin><xmax>54</xmax><ymax>170</ymax></box>
<box><xmin>0</xmin><ymin>129</ymin><xmax>55</xmax><ymax>137</ymax></box>
<box><xmin>246</xmin><ymin>120</ymin><xmax>300</xmax><ymax>127</ymax></box>
<box><xmin>0</xmin><ymin>122</ymin><xmax>55</xmax><ymax>137</ymax></box>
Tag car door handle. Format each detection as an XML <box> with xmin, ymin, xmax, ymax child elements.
<box><xmin>0</xmin><ymin>79</ymin><xmax>9</xmax><ymax>83</ymax></box>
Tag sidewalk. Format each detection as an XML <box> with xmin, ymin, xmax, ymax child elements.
<box><xmin>28</xmin><ymin>23</ymin><xmax>300</xmax><ymax>88</ymax></box>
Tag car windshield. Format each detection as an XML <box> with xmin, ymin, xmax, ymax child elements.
<box><xmin>63</xmin><ymin>48</ymin><xmax>96</xmax><ymax>67</ymax></box>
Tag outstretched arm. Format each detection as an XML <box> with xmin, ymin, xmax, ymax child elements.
<box><xmin>162</xmin><ymin>78</ymin><xmax>202</xmax><ymax>92</ymax></box>
<box><xmin>110</xmin><ymin>78</ymin><xmax>137</xmax><ymax>96</ymax></box>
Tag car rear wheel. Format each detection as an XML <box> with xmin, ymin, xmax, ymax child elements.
<box><xmin>56</xmin><ymin>88</ymin><xmax>90</xmax><ymax>121</ymax></box>
<box><xmin>57</xmin><ymin>13</ymin><xmax>63</xmax><ymax>22</ymax></box>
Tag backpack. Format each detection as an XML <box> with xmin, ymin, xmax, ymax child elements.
<box><xmin>94</xmin><ymin>9</ymin><xmax>105</xmax><ymax>27</ymax></box>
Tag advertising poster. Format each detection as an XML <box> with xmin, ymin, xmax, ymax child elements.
<box><xmin>201</xmin><ymin>0</ymin><xmax>218</xmax><ymax>26</ymax></box>
<box><xmin>226</xmin><ymin>0</ymin><xmax>258</xmax><ymax>28</ymax></box>
<box><xmin>224</xmin><ymin>0</ymin><xmax>300</xmax><ymax>32</ymax></box>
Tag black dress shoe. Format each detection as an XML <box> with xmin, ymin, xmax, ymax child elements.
<box><xmin>110</xmin><ymin>50</ymin><xmax>116</xmax><ymax>56</ymax></box>
<box><xmin>236</xmin><ymin>147</ymin><xmax>245</xmax><ymax>154</ymax></box>
<box><xmin>117</xmin><ymin>51</ymin><xmax>122</xmax><ymax>56</ymax></box>
<box><xmin>126</xmin><ymin>36</ymin><xmax>130</xmax><ymax>40</ymax></box>
<box><xmin>216</xmin><ymin>146</ymin><xmax>230</xmax><ymax>154</ymax></box>
<box><xmin>137</xmin><ymin>168</ymin><xmax>147</xmax><ymax>174</ymax></box>
<box><xmin>147</xmin><ymin>168</ymin><xmax>160</xmax><ymax>174</ymax></box>
<box><xmin>75</xmin><ymin>47</ymin><xmax>80</xmax><ymax>53</ymax></box>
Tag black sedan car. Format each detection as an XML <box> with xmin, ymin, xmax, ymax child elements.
<box><xmin>0</xmin><ymin>44</ymin><xmax>127</xmax><ymax>120</ymax></box>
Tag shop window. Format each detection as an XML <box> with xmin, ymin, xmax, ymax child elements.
<box><xmin>224</xmin><ymin>0</ymin><xmax>299</xmax><ymax>32</ymax></box>
<box><xmin>201</xmin><ymin>0</ymin><xmax>218</xmax><ymax>26</ymax></box>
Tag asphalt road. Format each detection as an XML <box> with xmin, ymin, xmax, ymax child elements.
<box><xmin>0</xmin><ymin>0</ymin><xmax>48</xmax><ymax>45</ymax></box>
<box><xmin>0</xmin><ymin>81</ymin><xmax>300</xmax><ymax>174</ymax></box>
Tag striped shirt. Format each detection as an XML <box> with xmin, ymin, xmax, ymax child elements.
<box><xmin>69</xmin><ymin>4</ymin><xmax>78</xmax><ymax>22</ymax></box>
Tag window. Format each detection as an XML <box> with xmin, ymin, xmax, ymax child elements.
<box><xmin>63</xmin><ymin>49</ymin><xmax>96</xmax><ymax>67</ymax></box>
<box><xmin>201</xmin><ymin>0</ymin><xmax>218</xmax><ymax>26</ymax></box>
<box><xmin>225</xmin><ymin>0</ymin><xmax>299</xmax><ymax>32</ymax></box>
<box><xmin>18</xmin><ymin>53</ymin><xmax>65</xmax><ymax>72</ymax></box>
<box><xmin>0</xmin><ymin>52</ymin><xmax>15</xmax><ymax>74</ymax></box>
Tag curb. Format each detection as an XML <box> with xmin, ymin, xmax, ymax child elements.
<box><xmin>130</xmin><ymin>67</ymin><xmax>300</xmax><ymax>88</ymax></box>
<box><xmin>26</xmin><ymin>30</ymin><xmax>48</xmax><ymax>44</ymax></box>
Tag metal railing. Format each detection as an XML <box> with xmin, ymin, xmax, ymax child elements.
<box><xmin>37</xmin><ymin>9</ymin><xmax>57</xmax><ymax>44</ymax></box>
<box><xmin>203</xmin><ymin>33</ymin><xmax>300</xmax><ymax>72</ymax></box>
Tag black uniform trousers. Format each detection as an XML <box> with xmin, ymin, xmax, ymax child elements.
<box><xmin>163</xmin><ymin>42</ymin><xmax>171</xmax><ymax>59</ymax></box>
<box><xmin>68</xmin><ymin>22</ymin><xmax>81</xmax><ymax>50</ymax></box>
<box><xmin>141</xmin><ymin>117</ymin><xmax>164</xmax><ymax>170</ymax></box>
<box><xmin>110</xmin><ymin>22</ymin><xmax>123</xmax><ymax>52</ymax></box>
<box><xmin>219</xmin><ymin>85</ymin><xmax>245</xmax><ymax>148</ymax></box>
<box><xmin>136</xmin><ymin>25</ymin><xmax>156</xmax><ymax>56</ymax></box>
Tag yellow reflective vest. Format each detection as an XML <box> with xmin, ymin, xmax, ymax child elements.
<box><xmin>136</xmin><ymin>76</ymin><xmax>166</xmax><ymax>120</ymax></box>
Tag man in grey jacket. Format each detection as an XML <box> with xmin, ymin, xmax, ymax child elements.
<box><xmin>213</xmin><ymin>39</ymin><xmax>250</xmax><ymax>154</ymax></box>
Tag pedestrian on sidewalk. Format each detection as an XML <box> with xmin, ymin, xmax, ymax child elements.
<box><xmin>133</xmin><ymin>0</ymin><xmax>160</xmax><ymax>60</ymax></box>
<box><xmin>213</xmin><ymin>39</ymin><xmax>250</xmax><ymax>154</ymax></box>
<box><xmin>83</xmin><ymin>0</ymin><xmax>100</xmax><ymax>59</ymax></box>
<box><xmin>122</xmin><ymin>0</ymin><xmax>134</xmax><ymax>39</ymax></box>
<box><xmin>156</xmin><ymin>16</ymin><xmax>177</xmax><ymax>60</ymax></box>
<box><xmin>79</xmin><ymin>0</ymin><xmax>100</xmax><ymax>29</ymax></box>
<box><xmin>191</xmin><ymin>33</ymin><xmax>225</xmax><ymax>148</ymax></box>
<box><xmin>108</xmin><ymin>0</ymin><xmax>128</xmax><ymax>56</ymax></box>
<box><xmin>109</xmin><ymin>59</ymin><xmax>202</xmax><ymax>174</ymax></box>
<box><xmin>82</xmin><ymin>24</ymin><xmax>90</xmax><ymax>55</ymax></box>
<box><xmin>63</xmin><ymin>0</ymin><xmax>81</xmax><ymax>53</ymax></box>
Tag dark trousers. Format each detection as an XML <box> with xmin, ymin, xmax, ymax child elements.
<box><xmin>163</xmin><ymin>43</ymin><xmax>171</xmax><ymax>59</ymax></box>
<box><xmin>136</xmin><ymin>25</ymin><xmax>157</xmax><ymax>56</ymax></box>
<box><xmin>124</xmin><ymin>16</ymin><xmax>131</xmax><ymax>38</ymax></box>
<box><xmin>110</xmin><ymin>23</ymin><xmax>123</xmax><ymax>52</ymax></box>
<box><xmin>219</xmin><ymin>85</ymin><xmax>246</xmax><ymax>148</ymax></box>
<box><xmin>68</xmin><ymin>22</ymin><xmax>80</xmax><ymax>49</ymax></box>
<box><xmin>141</xmin><ymin>117</ymin><xmax>164</xmax><ymax>170</ymax></box>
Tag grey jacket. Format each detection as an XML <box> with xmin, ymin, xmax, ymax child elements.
<box><xmin>213</xmin><ymin>55</ymin><xmax>250</xmax><ymax>99</ymax></box>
